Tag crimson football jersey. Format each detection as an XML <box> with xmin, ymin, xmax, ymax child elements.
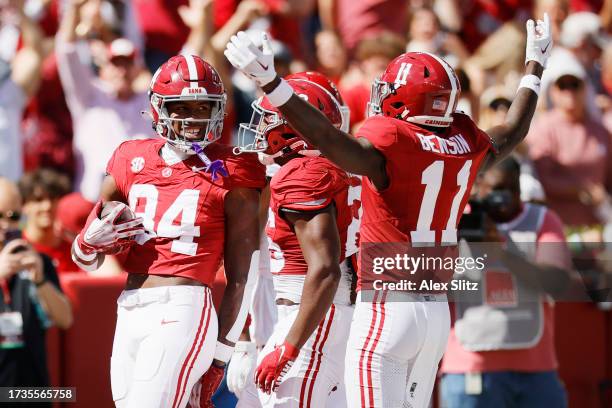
<box><xmin>355</xmin><ymin>113</ymin><xmax>493</xmax><ymax>290</ymax></box>
<box><xmin>266</xmin><ymin>156</ymin><xmax>351</xmax><ymax>276</ymax></box>
<box><xmin>106</xmin><ymin>139</ymin><xmax>265</xmax><ymax>285</ymax></box>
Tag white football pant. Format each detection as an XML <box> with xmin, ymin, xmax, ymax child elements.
<box><xmin>110</xmin><ymin>286</ymin><xmax>217</xmax><ymax>408</ymax></box>
<box><xmin>344</xmin><ymin>291</ymin><xmax>450</xmax><ymax>408</ymax></box>
<box><xmin>238</xmin><ymin>303</ymin><xmax>353</xmax><ymax>408</ymax></box>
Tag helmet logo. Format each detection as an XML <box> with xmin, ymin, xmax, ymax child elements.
<box><xmin>131</xmin><ymin>157</ymin><xmax>145</xmax><ymax>173</ymax></box>
<box><xmin>181</xmin><ymin>87</ymin><xmax>208</xmax><ymax>96</ymax></box>
<box><xmin>394</xmin><ymin>62</ymin><xmax>412</xmax><ymax>87</ymax></box>
<box><xmin>432</xmin><ymin>99</ymin><xmax>447</xmax><ymax>111</ymax></box>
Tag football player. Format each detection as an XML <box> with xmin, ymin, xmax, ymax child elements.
<box><xmin>284</xmin><ymin>71</ymin><xmax>361</xmax><ymax>262</ymax></box>
<box><xmin>71</xmin><ymin>55</ymin><xmax>265</xmax><ymax>408</ymax></box>
<box><xmin>233</xmin><ymin>79</ymin><xmax>354</xmax><ymax>407</ymax></box>
<box><xmin>225</xmin><ymin>14</ymin><xmax>552</xmax><ymax>408</ymax></box>
<box><xmin>225</xmin><ymin>71</ymin><xmax>357</xmax><ymax>405</ymax></box>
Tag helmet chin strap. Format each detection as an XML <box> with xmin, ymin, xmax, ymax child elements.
<box><xmin>162</xmin><ymin>120</ymin><xmax>227</xmax><ymax>181</ymax></box>
<box><xmin>191</xmin><ymin>143</ymin><xmax>228</xmax><ymax>181</ymax></box>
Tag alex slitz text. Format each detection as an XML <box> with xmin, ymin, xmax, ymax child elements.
<box><xmin>371</xmin><ymin>279</ymin><xmax>479</xmax><ymax>292</ymax></box>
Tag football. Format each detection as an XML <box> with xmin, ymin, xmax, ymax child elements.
<box><xmin>100</xmin><ymin>201</ymin><xmax>136</xmax><ymax>224</ymax></box>
<box><xmin>99</xmin><ymin>201</ymin><xmax>138</xmax><ymax>255</ymax></box>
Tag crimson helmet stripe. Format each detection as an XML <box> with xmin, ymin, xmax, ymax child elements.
<box><xmin>185</xmin><ymin>55</ymin><xmax>199</xmax><ymax>88</ymax></box>
<box><xmin>426</xmin><ymin>53</ymin><xmax>458</xmax><ymax>118</ymax></box>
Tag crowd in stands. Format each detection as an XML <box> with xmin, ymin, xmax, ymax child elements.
<box><xmin>0</xmin><ymin>0</ymin><xmax>610</xmax><ymax>281</ymax></box>
<box><xmin>1</xmin><ymin>0</ymin><xmax>611</xmax><ymax>403</ymax></box>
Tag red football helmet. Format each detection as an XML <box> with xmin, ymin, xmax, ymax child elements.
<box><xmin>285</xmin><ymin>71</ymin><xmax>350</xmax><ymax>131</ymax></box>
<box><xmin>236</xmin><ymin>79</ymin><xmax>342</xmax><ymax>160</ymax></box>
<box><xmin>369</xmin><ymin>52</ymin><xmax>460</xmax><ymax>127</ymax></box>
<box><xmin>149</xmin><ymin>55</ymin><xmax>226</xmax><ymax>152</ymax></box>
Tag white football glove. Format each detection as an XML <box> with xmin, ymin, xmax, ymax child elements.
<box><xmin>76</xmin><ymin>201</ymin><xmax>144</xmax><ymax>255</ymax></box>
<box><xmin>226</xmin><ymin>341</ymin><xmax>257</xmax><ymax>396</ymax></box>
<box><xmin>525</xmin><ymin>12</ymin><xmax>552</xmax><ymax>68</ymax></box>
<box><xmin>224</xmin><ymin>31</ymin><xmax>277</xmax><ymax>87</ymax></box>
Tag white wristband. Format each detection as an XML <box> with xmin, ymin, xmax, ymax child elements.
<box><xmin>234</xmin><ymin>341</ymin><xmax>256</xmax><ymax>354</ymax></box>
<box><xmin>72</xmin><ymin>237</ymin><xmax>97</xmax><ymax>262</ymax></box>
<box><xmin>266</xmin><ymin>79</ymin><xmax>294</xmax><ymax>107</ymax></box>
<box><xmin>518</xmin><ymin>74</ymin><xmax>541</xmax><ymax>96</ymax></box>
<box><xmin>214</xmin><ymin>341</ymin><xmax>234</xmax><ymax>363</ymax></box>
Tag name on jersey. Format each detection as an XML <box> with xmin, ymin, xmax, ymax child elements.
<box><xmin>417</xmin><ymin>133</ymin><xmax>471</xmax><ymax>155</ymax></box>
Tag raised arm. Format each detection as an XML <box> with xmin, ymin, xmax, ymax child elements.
<box><xmin>55</xmin><ymin>0</ymin><xmax>97</xmax><ymax>115</ymax></box>
<box><xmin>9</xmin><ymin>0</ymin><xmax>44</xmax><ymax>98</ymax></box>
<box><xmin>224</xmin><ymin>32</ymin><xmax>388</xmax><ymax>189</ymax></box>
<box><xmin>481</xmin><ymin>14</ymin><xmax>552</xmax><ymax>171</ymax></box>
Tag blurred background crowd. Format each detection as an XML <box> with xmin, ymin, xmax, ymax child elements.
<box><xmin>1</xmin><ymin>0</ymin><xmax>612</xmax><ymax>276</ymax></box>
<box><xmin>0</xmin><ymin>0</ymin><xmax>612</xmax><ymax>406</ymax></box>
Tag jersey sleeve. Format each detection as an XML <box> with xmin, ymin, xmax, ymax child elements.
<box><xmin>355</xmin><ymin>116</ymin><xmax>398</xmax><ymax>158</ymax></box>
<box><xmin>355</xmin><ymin>116</ymin><xmax>399</xmax><ymax>191</ymax></box>
<box><xmin>272</xmin><ymin>159</ymin><xmax>348</xmax><ymax>212</ymax></box>
<box><xmin>224</xmin><ymin>152</ymin><xmax>267</xmax><ymax>190</ymax></box>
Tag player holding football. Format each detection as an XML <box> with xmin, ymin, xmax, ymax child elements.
<box><xmin>71</xmin><ymin>55</ymin><xmax>265</xmax><ymax>408</ymax></box>
<box><xmin>225</xmin><ymin>13</ymin><xmax>552</xmax><ymax>408</ymax></box>
<box><xmin>233</xmin><ymin>78</ymin><xmax>354</xmax><ymax>407</ymax></box>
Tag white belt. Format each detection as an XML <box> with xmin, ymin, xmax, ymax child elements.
<box><xmin>117</xmin><ymin>285</ymin><xmax>207</xmax><ymax>307</ymax></box>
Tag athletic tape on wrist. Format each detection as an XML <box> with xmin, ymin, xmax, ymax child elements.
<box><xmin>214</xmin><ymin>341</ymin><xmax>234</xmax><ymax>363</ymax></box>
<box><xmin>73</xmin><ymin>237</ymin><xmax>97</xmax><ymax>262</ymax></box>
<box><xmin>266</xmin><ymin>79</ymin><xmax>294</xmax><ymax>107</ymax></box>
<box><xmin>518</xmin><ymin>74</ymin><xmax>541</xmax><ymax>96</ymax></box>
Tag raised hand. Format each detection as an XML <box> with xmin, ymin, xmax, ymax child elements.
<box><xmin>224</xmin><ymin>31</ymin><xmax>277</xmax><ymax>87</ymax></box>
<box><xmin>525</xmin><ymin>12</ymin><xmax>552</xmax><ymax>68</ymax></box>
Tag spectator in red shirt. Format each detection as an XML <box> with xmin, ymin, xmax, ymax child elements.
<box><xmin>339</xmin><ymin>31</ymin><xmax>405</xmax><ymax>131</ymax></box>
<box><xmin>459</xmin><ymin>0</ymin><xmax>533</xmax><ymax>53</ymax></box>
<box><xmin>133</xmin><ymin>0</ymin><xmax>189</xmax><ymax>71</ymax></box>
<box><xmin>406</xmin><ymin>7</ymin><xmax>469</xmax><ymax>69</ymax></box>
<box><xmin>314</xmin><ymin>30</ymin><xmax>347</xmax><ymax>84</ymax></box>
<box><xmin>214</xmin><ymin>0</ymin><xmax>314</xmax><ymax>61</ymax></box>
<box><xmin>18</xmin><ymin>168</ymin><xmax>77</xmax><ymax>274</ymax></box>
<box><xmin>320</xmin><ymin>0</ymin><xmax>407</xmax><ymax>54</ymax></box>
<box><xmin>22</xmin><ymin>54</ymin><xmax>74</xmax><ymax>180</ymax></box>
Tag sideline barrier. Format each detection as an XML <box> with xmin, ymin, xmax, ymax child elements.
<box><xmin>49</xmin><ymin>272</ymin><xmax>226</xmax><ymax>408</ymax></box>
<box><xmin>46</xmin><ymin>275</ymin><xmax>609</xmax><ymax>407</ymax></box>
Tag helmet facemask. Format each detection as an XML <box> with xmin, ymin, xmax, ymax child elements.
<box><xmin>236</xmin><ymin>99</ymin><xmax>284</xmax><ymax>154</ymax></box>
<box><xmin>367</xmin><ymin>78</ymin><xmax>396</xmax><ymax>118</ymax></box>
<box><xmin>152</xmin><ymin>93</ymin><xmax>226</xmax><ymax>153</ymax></box>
